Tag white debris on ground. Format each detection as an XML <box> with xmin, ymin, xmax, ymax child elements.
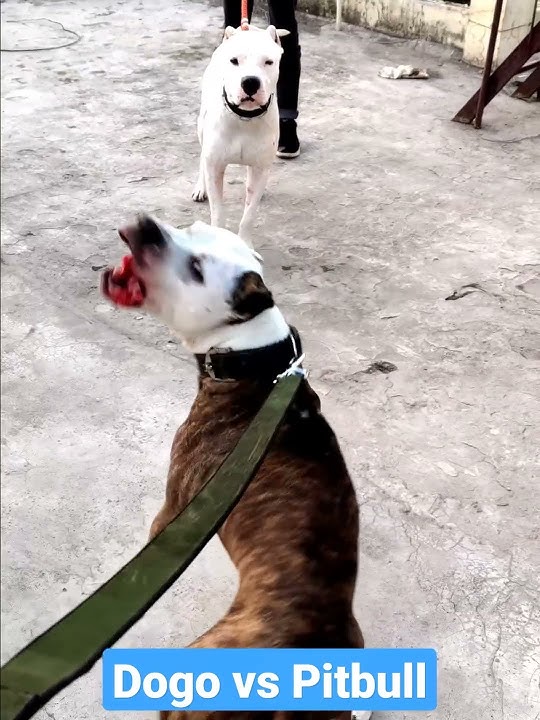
<box><xmin>378</xmin><ymin>64</ymin><xmax>430</xmax><ymax>79</ymax></box>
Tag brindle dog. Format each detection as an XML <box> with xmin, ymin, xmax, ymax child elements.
<box><xmin>101</xmin><ymin>216</ymin><xmax>366</xmax><ymax>720</ymax></box>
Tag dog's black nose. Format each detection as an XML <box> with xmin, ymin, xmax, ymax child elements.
<box><xmin>118</xmin><ymin>216</ymin><xmax>166</xmax><ymax>251</ymax></box>
<box><xmin>241</xmin><ymin>76</ymin><xmax>261</xmax><ymax>97</ymax></box>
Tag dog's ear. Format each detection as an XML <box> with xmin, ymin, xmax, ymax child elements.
<box><xmin>267</xmin><ymin>25</ymin><xmax>290</xmax><ymax>44</ymax></box>
<box><xmin>229</xmin><ymin>271</ymin><xmax>274</xmax><ymax>322</ymax></box>
<box><xmin>223</xmin><ymin>25</ymin><xmax>236</xmax><ymax>40</ymax></box>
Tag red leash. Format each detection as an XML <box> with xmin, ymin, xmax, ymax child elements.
<box><xmin>240</xmin><ymin>0</ymin><xmax>249</xmax><ymax>30</ymax></box>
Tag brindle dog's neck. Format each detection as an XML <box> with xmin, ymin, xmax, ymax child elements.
<box><xmin>193</xmin><ymin>375</ymin><xmax>299</xmax><ymax>420</ymax></box>
<box><xmin>194</xmin><ymin>327</ymin><xmax>303</xmax><ymax>383</ymax></box>
<box><xmin>181</xmin><ymin>328</ymin><xmax>321</xmax><ymax>498</ymax></box>
<box><xmin>196</xmin><ymin>376</ymin><xmax>273</xmax><ymax>409</ymax></box>
<box><xmin>189</xmin><ymin>374</ymin><xmax>323</xmax><ymax>457</ymax></box>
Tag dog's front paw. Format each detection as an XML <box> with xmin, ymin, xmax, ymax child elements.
<box><xmin>191</xmin><ymin>185</ymin><xmax>207</xmax><ymax>203</ymax></box>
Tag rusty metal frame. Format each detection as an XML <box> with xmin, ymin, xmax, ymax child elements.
<box><xmin>512</xmin><ymin>63</ymin><xmax>540</xmax><ymax>99</ymax></box>
<box><xmin>453</xmin><ymin>13</ymin><xmax>540</xmax><ymax>127</ymax></box>
<box><xmin>473</xmin><ymin>0</ymin><xmax>505</xmax><ymax>128</ymax></box>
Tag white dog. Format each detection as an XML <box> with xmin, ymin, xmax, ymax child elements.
<box><xmin>192</xmin><ymin>24</ymin><xmax>289</xmax><ymax>246</ymax></box>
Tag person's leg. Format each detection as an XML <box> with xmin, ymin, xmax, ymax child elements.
<box><xmin>268</xmin><ymin>0</ymin><xmax>301</xmax><ymax>157</ymax></box>
<box><xmin>268</xmin><ymin>0</ymin><xmax>300</xmax><ymax>121</ymax></box>
<box><xmin>223</xmin><ymin>0</ymin><xmax>254</xmax><ymax>28</ymax></box>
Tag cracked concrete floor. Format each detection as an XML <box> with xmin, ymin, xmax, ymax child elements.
<box><xmin>1</xmin><ymin>0</ymin><xmax>540</xmax><ymax>718</ymax></box>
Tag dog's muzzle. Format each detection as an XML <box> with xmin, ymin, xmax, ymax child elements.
<box><xmin>222</xmin><ymin>87</ymin><xmax>274</xmax><ymax>120</ymax></box>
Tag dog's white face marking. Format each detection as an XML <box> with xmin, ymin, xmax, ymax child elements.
<box><xmin>220</xmin><ymin>25</ymin><xmax>285</xmax><ymax>109</ymax></box>
<box><xmin>104</xmin><ymin>216</ymin><xmax>290</xmax><ymax>352</ymax></box>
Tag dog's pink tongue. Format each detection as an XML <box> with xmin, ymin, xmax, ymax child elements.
<box><xmin>103</xmin><ymin>255</ymin><xmax>145</xmax><ymax>307</ymax></box>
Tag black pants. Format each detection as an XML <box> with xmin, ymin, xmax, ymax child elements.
<box><xmin>223</xmin><ymin>0</ymin><xmax>301</xmax><ymax>120</ymax></box>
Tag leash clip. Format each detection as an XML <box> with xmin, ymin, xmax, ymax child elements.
<box><xmin>274</xmin><ymin>353</ymin><xmax>308</xmax><ymax>383</ymax></box>
<box><xmin>203</xmin><ymin>350</ymin><xmax>217</xmax><ymax>380</ymax></box>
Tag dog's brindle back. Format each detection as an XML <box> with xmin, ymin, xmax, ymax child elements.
<box><xmin>150</xmin><ymin>376</ymin><xmax>363</xmax><ymax>720</ymax></box>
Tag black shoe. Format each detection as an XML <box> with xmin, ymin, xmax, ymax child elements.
<box><xmin>277</xmin><ymin>119</ymin><xmax>300</xmax><ymax>159</ymax></box>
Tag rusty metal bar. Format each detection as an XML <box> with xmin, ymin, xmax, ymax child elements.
<box><xmin>518</xmin><ymin>59</ymin><xmax>540</xmax><ymax>75</ymax></box>
<box><xmin>453</xmin><ymin>22</ymin><xmax>540</xmax><ymax>125</ymax></box>
<box><xmin>512</xmin><ymin>64</ymin><xmax>540</xmax><ymax>99</ymax></box>
<box><xmin>474</xmin><ymin>0</ymin><xmax>505</xmax><ymax>128</ymax></box>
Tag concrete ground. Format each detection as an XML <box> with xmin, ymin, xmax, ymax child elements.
<box><xmin>1</xmin><ymin>0</ymin><xmax>539</xmax><ymax>718</ymax></box>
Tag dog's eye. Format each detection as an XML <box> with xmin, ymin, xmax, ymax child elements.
<box><xmin>265</xmin><ymin>60</ymin><xmax>274</xmax><ymax>66</ymax></box>
<box><xmin>188</xmin><ymin>255</ymin><xmax>204</xmax><ymax>284</ymax></box>
<box><xmin>230</xmin><ymin>57</ymin><xmax>239</xmax><ymax>65</ymax></box>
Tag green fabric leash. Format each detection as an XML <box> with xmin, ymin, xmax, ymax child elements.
<box><xmin>0</xmin><ymin>374</ymin><xmax>302</xmax><ymax>720</ymax></box>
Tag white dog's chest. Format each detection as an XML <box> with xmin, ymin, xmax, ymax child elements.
<box><xmin>202</xmin><ymin>110</ymin><xmax>278</xmax><ymax>168</ymax></box>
